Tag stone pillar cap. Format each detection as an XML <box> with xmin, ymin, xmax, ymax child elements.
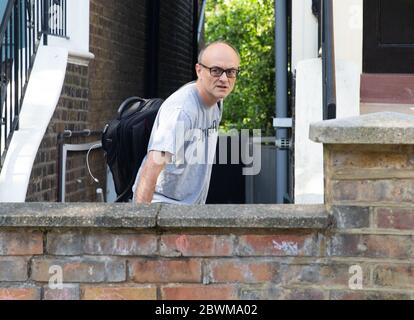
<box><xmin>310</xmin><ymin>112</ymin><xmax>414</xmax><ymax>144</ymax></box>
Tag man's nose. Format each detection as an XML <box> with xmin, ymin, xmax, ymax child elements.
<box><xmin>218</xmin><ymin>71</ymin><xmax>229</xmax><ymax>81</ymax></box>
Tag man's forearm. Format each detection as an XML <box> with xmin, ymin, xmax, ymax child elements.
<box><xmin>135</xmin><ymin>151</ymin><xmax>169</xmax><ymax>204</ymax></box>
<box><xmin>135</xmin><ymin>164</ymin><xmax>159</xmax><ymax>204</ymax></box>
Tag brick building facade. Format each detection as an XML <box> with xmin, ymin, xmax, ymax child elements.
<box><xmin>26</xmin><ymin>0</ymin><xmax>198</xmax><ymax>202</ymax></box>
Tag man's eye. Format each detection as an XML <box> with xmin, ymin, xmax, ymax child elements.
<box><xmin>211</xmin><ymin>68</ymin><xmax>223</xmax><ymax>74</ymax></box>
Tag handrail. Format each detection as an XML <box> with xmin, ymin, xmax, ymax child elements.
<box><xmin>46</xmin><ymin>0</ymin><xmax>68</xmax><ymax>39</ymax></box>
<box><xmin>39</xmin><ymin>0</ymin><xmax>68</xmax><ymax>45</ymax></box>
<box><xmin>0</xmin><ymin>0</ymin><xmax>14</xmax><ymax>42</ymax></box>
<box><xmin>321</xmin><ymin>0</ymin><xmax>336</xmax><ymax>120</ymax></box>
<box><xmin>0</xmin><ymin>0</ymin><xmax>68</xmax><ymax>171</ymax></box>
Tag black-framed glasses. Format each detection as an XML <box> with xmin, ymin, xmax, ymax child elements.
<box><xmin>199</xmin><ymin>63</ymin><xmax>240</xmax><ymax>78</ymax></box>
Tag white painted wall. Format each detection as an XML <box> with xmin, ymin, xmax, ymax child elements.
<box><xmin>292</xmin><ymin>0</ymin><xmax>364</xmax><ymax>74</ymax></box>
<box><xmin>333</xmin><ymin>0</ymin><xmax>363</xmax><ymax>74</ymax></box>
<box><xmin>292</xmin><ymin>0</ymin><xmax>363</xmax><ymax>204</ymax></box>
<box><xmin>294</xmin><ymin>58</ymin><xmax>360</xmax><ymax>204</ymax></box>
<box><xmin>291</xmin><ymin>0</ymin><xmax>319</xmax><ymax>72</ymax></box>
<box><xmin>48</xmin><ymin>0</ymin><xmax>93</xmax><ymax>61</ymax></box>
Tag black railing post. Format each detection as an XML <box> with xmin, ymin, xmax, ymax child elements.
<box><xmin>322</xmin><ymin>0</ymin><xmax>336</xmax><ymax>120</ymax></box>
<box><xmin>42</xmin><ymin>0</ymin><xmax>48</xmax><ymax>45</ymax></box>
<box><xmin>14</xmin><ymin>0</ymin><xmax>20</xmax><ymax>130</ymax></box>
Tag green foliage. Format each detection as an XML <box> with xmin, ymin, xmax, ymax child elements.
<box><xmin>205</xmin><ymin>0</ymin><xmax>275</xmax><ymax>135</ymax></box>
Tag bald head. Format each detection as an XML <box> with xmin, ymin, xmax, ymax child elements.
<box><xmin>198</xmin><ymin>41</ymin><xmax>240</xmax><ymax>65</ymax></box>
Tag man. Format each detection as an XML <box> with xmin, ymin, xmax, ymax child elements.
<box><xmin>133</xmin><ymin>41</ymin><xmax>240</xmax><ymax>204</ymax></box>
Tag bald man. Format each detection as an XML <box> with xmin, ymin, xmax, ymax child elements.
<box><xmin>133</xmin><ymin>41</ymin><xmax>240</xmax><ymax>205</ymax></box>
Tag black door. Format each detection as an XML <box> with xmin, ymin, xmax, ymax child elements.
<box><xmin>363</xmin><ymin>0</ymin><xmax>414</xmax><ymax>73</ymax></box>
<box><xmin>206</xmin><ymin>136</ymin><xmax>245</xmax><ymax>204</ymax></box>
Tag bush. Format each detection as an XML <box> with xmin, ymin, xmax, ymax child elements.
<box><xmin>205</xmin><ymin>0</ymin><xmax>275</xmax><ymax>136</ymax></box>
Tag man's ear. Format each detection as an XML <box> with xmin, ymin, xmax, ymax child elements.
<box><xmin>195</xmin><ymin>64</ymin><xmax>202</xmax><ymax>78</ymax></box>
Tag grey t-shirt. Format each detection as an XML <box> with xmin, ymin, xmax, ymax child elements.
<box><xmin>132</xmin><ymin>83</ymin><xmax>222</xmax><ymax>204</ymax></box>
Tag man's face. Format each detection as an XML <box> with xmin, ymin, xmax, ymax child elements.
<box><xmin>196</xmin><ymin>44</ymin><xmax>240</xmax><ymax>102</ymax></box>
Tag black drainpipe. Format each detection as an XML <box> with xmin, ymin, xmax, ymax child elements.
<box><xmin>321</xmin><ymin>0</ymin><xmax>336</xmax><ymax>120</ymax></box>
<box><xmin>312</xmin><ymin>0</ymin><xmax>322</xmax><ymax>51</ymax></box>
<box><xmin>192</xmin><ymin>0</ymin><xmax>199</xmax><ymax>80</ymax></box>
<box><xmin>146</xmin><ymin>0</ymin><xmax>160</xmax><ymax>98</ymax></box>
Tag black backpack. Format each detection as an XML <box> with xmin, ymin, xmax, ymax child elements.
<box><xmin>102</xmin><ymin>97</ymin><xmax>164</xmax><ymax>202</ymax></box>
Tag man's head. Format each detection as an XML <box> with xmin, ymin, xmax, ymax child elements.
<box><xmin>196</xmin><ymin>41</ymin><xmax>240</xmax><ymax>106</ymax></box>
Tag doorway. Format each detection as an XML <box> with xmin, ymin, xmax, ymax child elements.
<box><xmin>363</xmin><ymin>0</ymin><xmax>414</xmax><ymax>73</ymax></box>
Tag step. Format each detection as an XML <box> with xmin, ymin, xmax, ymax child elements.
<box><xmin>360</xmin><ymin>103</ymin><xmax>414</xmax><ymax>116</ymax></box>
<box><xmin>361</xmin><ymin>74</ymin><xmax>414</xmax><ymax>104</ymax></box>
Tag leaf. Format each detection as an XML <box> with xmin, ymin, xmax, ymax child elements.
<box><xmin>205</xmin><ymin>0</ymin><xmax>276</xmax><ymax>135</ymax></box>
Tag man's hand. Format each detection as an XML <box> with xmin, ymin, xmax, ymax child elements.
<box><xmin>135</xmin><ymin>151</ymin><xmax>172</xmax><ymax>204</ymax></box>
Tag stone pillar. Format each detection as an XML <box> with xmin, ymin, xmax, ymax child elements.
<box><xmin>309</xmin><ymin>113</ymin><xmax>414</xmax><ymax>299</ymax></box>
<box><xmin>310</xmin><ymin>112</ymin><xmax>414</xmax><ymax>207</ymax></box>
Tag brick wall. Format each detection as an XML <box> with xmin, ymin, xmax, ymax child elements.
<box><xmin>157</xmin><ymin>0</ymin><xmax>196</xmax><ymax>98</ymax></box>
<box><xmin>0</xmin><ymin>204</ymin><xmax>329</xmax><ymax>300</ymax></box>
<box><xmin>325</xmin><ymin>144</ymin><xmax>414</xmax><ymax>205</ymax></box>
<box><xmin>26</xmin><ymin>63</ymin><xmax>94</xmax><ymax>202</ymax></box>
<box><xmin>321</xmin><ymin>142</ymin><xmax>414</xmax><ymax>299</ymax></box>
<box><xmin>315</xmin><ymin>113</ymin><xmax>414</xmax><ymax>299</ymax></box>
<box><xmin>0</xmin><ymin>226</ymin><xmax>324</xmax><ymax>300</ymax></box>
<box><xmin>0</xmin><ymin>201</ymin><xmax>413</xmax><ymax>300</ymax></box>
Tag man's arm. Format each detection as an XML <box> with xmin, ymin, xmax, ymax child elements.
<box><xmin>135</xmin><ymin>150</ymin><xmax>172</xmax><ymax>204</ymax></box>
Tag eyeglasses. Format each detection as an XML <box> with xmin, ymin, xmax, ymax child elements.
<box><xmin>199</xmin><ymin>63</ymin><xmax>240</xmax><ymax>78</ymax></box>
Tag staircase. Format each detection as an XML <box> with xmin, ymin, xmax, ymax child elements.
<box><xmin>360</xmin><ymin>74</ymin><xmax>414</xmax><ymax>116</ymax></box>
<box><xmin>0</xmin><ymin>0</ymin><xmax>68</xmax><ymax>201</ymax></box>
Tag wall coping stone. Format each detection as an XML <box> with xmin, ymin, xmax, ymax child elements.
<box><xmin>309</xmin><ymin>112</ymin><xmax>414</xmax><ymax>144</ymax></box>
<box><xmin>0</xmin><ymin>203</ymin><xmax>329</xmax><ymax>230</ymax></box>
<box><xmin>158</xmin><ymin>204</ymin><xmax>328</xmax><ymax>229</ymax></box>
<box><xmin>0</xmin><ymin>203</ymin><xmax>158</xmax><ymax>228</ymax></box>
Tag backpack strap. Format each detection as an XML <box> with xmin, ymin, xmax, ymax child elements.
<box><xmin>117</xmin><ymin>97</ymin><xmax>145</xmax><ymax>115</ymax></box>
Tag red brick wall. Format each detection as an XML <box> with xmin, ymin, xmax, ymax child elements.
<box><xmin>0</xmin><ymin>209</ymin><xmax>413</xmax><ymax>301</ymax></box>
<box><xmin>325</xmin><ymin>144</ymin><xmax>414</xmax><ymax>205</ymax></box>
<box><xmin>26</xmin><ymin>63</ymin><xmax>94</xmax><ymax>202</ymax></box>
